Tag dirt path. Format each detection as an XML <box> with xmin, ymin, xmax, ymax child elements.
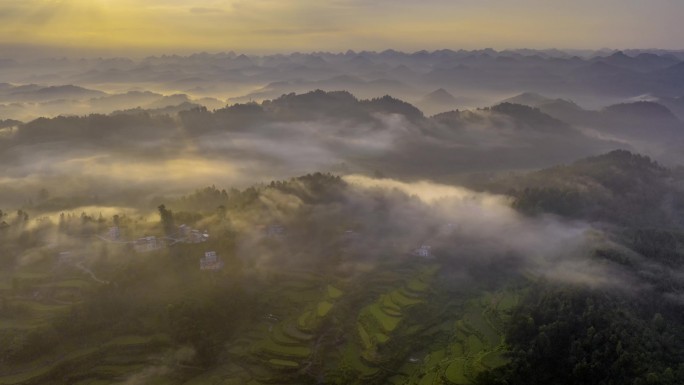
<box><xmin>75</xmin><ymin>261</ymin><xmax>109</xmax><ymax>284</ymax></box>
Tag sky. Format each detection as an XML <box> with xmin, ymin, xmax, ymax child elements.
<box><xmin>0</xmin><ymin>0</ymin><xmax>682</xmax><ymax>56</ymax></box>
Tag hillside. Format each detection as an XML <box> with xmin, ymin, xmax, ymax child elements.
<box><xmin>502</xmin><ymin>150</ymin><xmax>677</xmax><ymax>226</ymax></box>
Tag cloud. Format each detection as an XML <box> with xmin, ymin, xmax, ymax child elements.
<box><xmin>2</xmin><ymin>0</ymin><xmax>684</xmax><ymax>54</ymax></box>
<box><xmin>189</xmin><ymin>7</ymin><xmax>225</xmax><ymax>14</ymax></box>
<box><xmin>343</xmin><ymin>175</ymin><xmax>625</xmax><ymax>288</ymax></box>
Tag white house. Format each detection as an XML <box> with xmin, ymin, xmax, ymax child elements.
<box><xmin>108</xmin><ymin>226</ymin><xmax>121</xmax><ymax>241</ymax></box>
<box><xmin>189</xmin><ymin>229</ymin><xmax>209</xmax><ymax>243</ymax></box>
<box><xmin>413</xmin><ymin>245</ymin><xmax>432</xmax><ymax>258</ymax></box>
<box><xmin>200</xmin><ymin>251</ymin><xmax>224</xmax><ymax>270</ymax></box>
<box><xmin>264</xmin><ymin>224</ymin><xmax>285</xmax><ymax>237</ymax></box>
<box><xmin>134</xmin><ymin>236</ymin><xmax>162</xmax><ymax>253</ymax></box>
<box><xmin>178</xmin><ymin>224</ymin><xmax>209</xmax><ymax>243</ymax></box>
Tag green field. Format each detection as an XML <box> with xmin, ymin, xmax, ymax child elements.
<box><xmin>368</xmin><ymin>303</ymin><xmax>402</xmax><ymax>333</ymax></box>
<box><xmin>481</xmin><ymin>351</ymin><xmax>510</xmax><ymax>369</ymax></box>
<box><xmin>256</xmin><ymin>338</ymin><xmax>312</xmax><ymax>359</ymax></box>
<box><xmin>327</xmin><ymin>285</ymin><xmax>344</xmax><ymax>300</ymax></box>
<box><xmin>444</xmin><ymin>359</ymin><xmax>469</xmax><ymax>385</ymax></box>
<box><xmin>0</xmin><ymin>334</ymin><xmax>169</xmax><ymax>385</ymax></box>
<box><xmin>381</xmin><ymin>287</ymin><xmax>522</xmax><ymax>385</ymax></box>
<box><xmin>316</xmin><ymin>300</ymin><xmax>334</xmax><ymax>317</ymax></box>
<box><xmin>267</xmin><ymin>359</ymin><xmax>300</xmax><ymax>369</ymax></box>
<box><xmin>0</xmin><ymin>248</ymin><xmax>523</xmax><ymax>385</ymax></box>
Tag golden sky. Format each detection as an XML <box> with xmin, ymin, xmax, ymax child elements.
<box><xmin>0</xmin><ymin>0</ymin><xmax>682</xmax><ymax>55</ymax></box>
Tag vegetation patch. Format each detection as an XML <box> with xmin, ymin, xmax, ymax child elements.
<box><xmin>389</xmin><ymin>289</ymin><xmax>424</xmax><ymax>307</ymax></box>
<box><xmin>367</xmin><ymin>303</ymin><xmax>402</xmax><ymax>333</ymax></box>
<box><xmin>444</xmin><ymin>359</ymin><xmax>469</xmax><ymax>384</ymax></box>
<box><xmin>326</xmin><ymin>285</ymin><xmax>343</xmax><ymax>300</ymax></box>
<box><xmin>256</xmin><ymin>339</ymin><xmax>311</xmax><ymax>359</ymax></box>
<box><xmin>316</xmin><ymin>300</ymin><xmax>334</xmax><ymax>318</ymax></box>
<box><xmin>406</xmin><ymin>278</ymin><xmax>429</xmax><ymax>294</ymax></box>
<box><xmin>418</xmin><ymin>371</ymin><xmax>438</xmax><ymax>385</ymax></box>
<box><xmin>267</xmin><ymin>358</ymin><xmax>300</xmax><ymax>370</ymax></box>
<box><xmin>480</xmin><ymin>351</ymin><xmax>510</xmax><ymax>369</ymax></box>
<box><xmin>271</xmin><ymin>325</ymin><xmax>302</xmax><ymax>346</ymax></box>
<box><xmin>358</xmin><ymin>324</ymin><xmax>372</xmax><ymax>350</ymax></box>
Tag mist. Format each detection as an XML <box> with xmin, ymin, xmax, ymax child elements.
<box><xmin>3</xmin><ymin>48</ymin><xmax>684</xmax><ymax>385</ymax></box>
<box><xmin>343</xmin><ymin>175</ymin><xmax>629</xmax><ymax>287</ymax></box>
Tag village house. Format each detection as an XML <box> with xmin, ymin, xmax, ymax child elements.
<box><xmin>134</xmin><ymin>236</ymin><xmax>163</xmax><ymax>253</ymax></box>
<box><xmin>413</xmin><ymin>245</ymin><xmax>432</xmax><ymax>258</ymax></box>
<box><xmin>341</xmin><ymin>229</ymin><xmax>362</xmax><ymax>250</ymax></box>
<box><xmin>200</xmin><ymin>251</ymin><xmax>224</xmax><ymax>270</ymax></box>
<box><xmin>178</xmin><ymin>224</ymin><xmax>190</xmax><ymax>238</ymax></box>
<box><xmin>189</xmin><ymin>229</ymin><xmax>209</xmax><ymax>243</ymax></box>
<box><xmin>108</xmin><ymin>226</ymin><xmax>121</xmax><ymax>241</ymax></box>
<box><xmin>264</xmin><ymin>224</ymin><xmax>285</xmax><ymax>237</ymax></box>
<box><xmin>178</xmin><ymin>224</ymin><xmax>209</xmax><ymax>243</ymax></box>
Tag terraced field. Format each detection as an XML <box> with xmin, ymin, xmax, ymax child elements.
<box><xmin>1</xmin><ymin>255</ymin><xmax>524</xmax><ymax>385</ymax></box>
<box><xmin>222</xmin><ymin>271</ymin><xmax>347</xmax><ymax>384</ymax></box>
<box><xmin>355</xmin><ymin>265</ymin><xmax>437</xmax><ymax>360</ymax></box>
<box><xmin>390</xmin><ymin>290</ymin><xmax>521</xmax><ymax>385</ymax></box>
<box><xmin>1</xmin><ymin>270</ymin><xmax>95</xmax><ymax>330</ymax></box>
<box><xmin>318</xmin><ymin>264</ymin><xmax>441</xmax><ymax>384</ymax></box>
<box><xmin>169</xmin><ymin>265</ymin><xmax>519</xmax><ymax>385</ymax></box>
<box><xmin>0</xmin><ymin>335</ymin><xmax>170</xmax><ymax>385</ymax></box>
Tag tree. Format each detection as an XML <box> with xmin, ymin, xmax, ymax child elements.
<box><xmin>16</xmin><ymin>210</ymin><xmax>28</xmax><ymax>222</ymax></box>
<box><xmin>37</xmin><ymin>188</ymin><xmax>49</xmax><ymax>201</ymax></box>
<box><xmin>216</xmin><ymin>205</ymin><xmax>226</xmax><ymax>220</ymax></box>
<box><xmin>158</xmin><ymin>204</ymin><xmax>175</xmax><ymax>236</ymax></box>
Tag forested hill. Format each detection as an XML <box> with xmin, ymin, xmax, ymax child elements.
<box><xmin>501</xmin><ymin>150</ymin><xmax>681</xmax><ymax>227</ymax></box>
<box><xmin>3</xmin><ymin>155</ymin><xmax>684</xmax><ymax>384</ymax></box>
<box><xmin>479</xmin><ymin>150</ymin><xmax>684</xmax><ymax>385</ymax></box>
<box><xmin>0</xmin><ymin>90</ymin><xmax>622</xmax><ymax>198</ymax></box>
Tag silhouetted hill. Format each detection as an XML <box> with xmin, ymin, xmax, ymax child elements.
<box><xmin>603</xmin><ymin>101</ymin><xmax>680</xmax><ymax>123</ymax></box>
<box><xmin>533</xmin><ymin>99</ymin><xmax>684</xmax><ymax>153</ymax></box>
<box><xmin>361</xmin><ymin>95</ymin><xmax>424</xmax><ymax>121</ymax></box>
<box><xmin>506</xmin><ymin>150</ymin><xmax>678</xmax><ymax>226</ymax></box>
<box><xmin>597</xmin><ymin>101</ymin><xmax>684</xmax><ymax>145</ymax></box>
<box><xmin>113</xmin><ymin>101</ymin><xmax>202</xmax><ymax>116</ymax></box>
<box><xmin>90</xmin><ymin>91</ymin><xmax>163</xmax><ymax>108</ymax></box>
<box><xmin>658</xmin><ymin>96</ymin><xmax>684</xmax><ymax>121</ymax></box>
<box><xmin>5</xmin><ymin>90</ymin><xmax>621</xmax><ymax>181</ymax></box>
<box><xmin>536</xmin><ymin>99</ymin><xmax>586</xmax><ymax>119</ymax></box>
<box><xmin>597</xmin><ymin>51</ymin><xmax>636</xmax><ymax>69</ymax></box>
<box><xmin>262</xmin><ymin>90</ymin><xmax>362</xmax><ymax>121</ymax></box>
<box><xmin>570</xmin><ymin>61</ymin><xmax>647</xmax><ymax>94</ymax></box>
<box><xmin>147</xmin><ymin>94</ymin><xmax>193</xmax><ymax>109</ymax></box>
<box><xmin>501</xmin><ymin>92</ymin><xmax>553</xmax><ymax>107</ymax></box>
<box><xmin>421</xmin><ymin>88</ymin><xmax>457</xmax><ymax>105</ymax></box>
<box><xmin>0</xmin><ymin>84</ymin><xmax>106</xmax><ymax>102</ymax></box>
<box><xmin>0</xmin><ymin>119</ymin><xmax>22</xmax><ymax>128</ymax></box>
<box><xmin>14</xmin><ymin>113</ymin><xmax>175</xmax><ymax>144</ymax></box>
<box><xmin>414</xmin><ymin>88</ymin><xmax>462</xmax><ymax>115</ymax></box>
<box><xmin>488</xmin><ymin>103</ymin><xmax>572</xmax><ymax>132</ymax></box>
<box><xmin>632</xmin><ymin>52</ymin><xmax>681</xmax><ymax>71</ymax></box>
<box><xmin>656</xmin><ymin>61</ymin><xmax>684</xmax><ymax>80</ymax></box>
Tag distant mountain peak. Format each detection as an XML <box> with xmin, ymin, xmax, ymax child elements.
<box><xmin>422</xmin><ymin>88</ymin><xmax>457</xmax><ymax>104</ymax></box>
<box><xmin>603</xmin><ymin>101</ymin><xmax>678</xmax><ymax>121</ymax></box>
<box><xmin>232</xmin><ymin>54</ymin><xmax>254</xmax><ymax>65</ymax></box>
<box><xmin>489</xmin><ymin>102</ymin><xmax>571</xmax><ymax>131</ymax></box>
<box><xmin>608</xmin><ymin>50</ymin><xmax>629</xmax><ymax>59</ymax></box>
<box><xmin>501</xmin><ymin>92</ymin><xmax>553</xmax><ymax>107</ymax></box>
<box><xmin>577</xmin><ymin>149</ymin><xmax>666</xmax><ymax>172</ymax></box>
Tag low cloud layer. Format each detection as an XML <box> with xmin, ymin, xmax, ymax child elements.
<box><xmin>344</xmin><ymin>175</ymin><xmax>625</xmax><ymax>288</ymax></box>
